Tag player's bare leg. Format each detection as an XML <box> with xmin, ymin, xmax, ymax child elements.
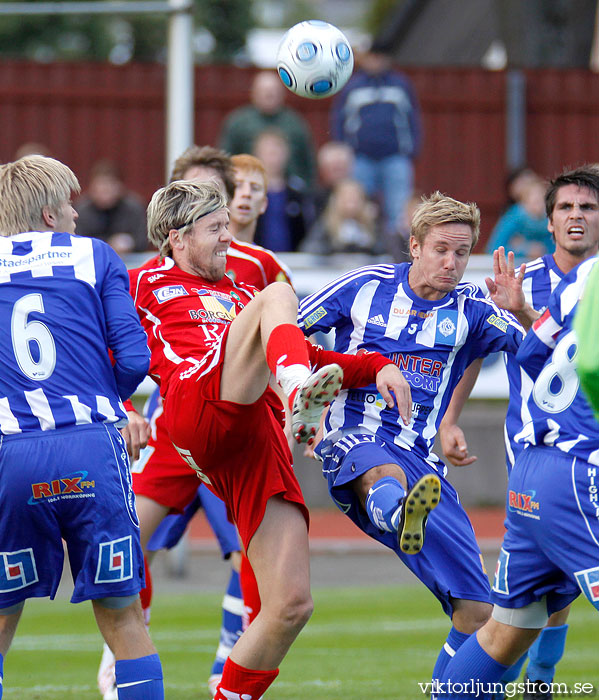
<box><xmin>356</xmin><ymin>462</ymin><xmax>408</xmax><ymax>494</ymax></box>
<box><xmin>0</xmin><ymin>608</ymin><xmax>22</xmax><ymax>656</ymax></box>
<box><xmin>212</xmin><ymin>497</ymin><xmax>311</xmax><ymax>700</ymax></box>
<box><xmin>230</xmin><ymin>495</ymin><xmax>312</xmax><ymax>668</ymax></box>
<box><xmin>220</xmin><ymin>281</ymin><xmax>306</xmax><ymax>404</ymax></box>
<box><xmin>0</xmin><ymin>607</ymin><xmax>23</xmax><ymax>699</ymax></box>
<box><xmin>93</xmin><ymin>599</ymin><xmax>156</xmax><ymax>660</ymax></box>
<box><xmin>478</xmin><ymin>617</ymin><xmax>542</xmax><ymax>666</ymax></box>
<box><xmin>97</xmin><ymin>496</ymin><xmax>167</xmax><ymax>698</ymax></box>
<box><xmin>93</xmin><ymin>599</ymin><xmax>164</xmax><ymax>698</ymax></box>
<box><xmin>134</xmin><ymin>496</ymin><xmax>170</xmax><ymax>553</ymax></box>
<box><xmin>451</xmin><ymin>597</ymin><xmax>492</xmax><ymax>634</ymax></box>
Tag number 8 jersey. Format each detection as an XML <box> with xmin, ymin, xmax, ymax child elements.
<box><xmin>517</xmin><ymin>255</ymin><xmax>599</xmax><ymax>463</ymax></box>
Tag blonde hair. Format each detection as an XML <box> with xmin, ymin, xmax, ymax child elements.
<box><xmin>147</xmin><ymin>180</ymin><xmax>227</xmax><ymax>258</ymax></box>
<box><xmin>411</xmin><ymin>191</ymin><xmax>480</xmax><ymax>251</ymax></box>
<box><xmin>231</xmin><ymin>154</ymin><xmax>268</xmax><ymax>191</ymax></box>
<box><xmin>0</xmin><ymin>155</ymin><xmax>80</xmax><ymax>237</ymax></box>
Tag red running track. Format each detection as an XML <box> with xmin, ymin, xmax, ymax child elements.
<box><xmin>188</xmin><ymin>506</ymin><xmax>506</xmax><ymax>549</ymax></box>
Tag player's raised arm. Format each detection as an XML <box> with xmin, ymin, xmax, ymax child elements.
<box><xmin>485</xmin><ymin>246</ymin><xmax>539</xmax><ymax>330</ymax></box>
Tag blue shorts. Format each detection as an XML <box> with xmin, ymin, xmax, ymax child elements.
<box><xmin>0</xmin><ymin>424</ymin><xmax>145</xmax><ymax>606</ymax></box>
<box><xmin>317</xmin><ymin>433</ymin><xmax>490</xmax><ymax>616</ymax></box>
<box><xmin>491</xmin><ymin>445</ymin><xmax>599</xmax><ymax>615</ymax></box>
<box><xmin>147</xmin><ymin>484</ymin><xmax>240</xmax><ymax>558</ymax></box>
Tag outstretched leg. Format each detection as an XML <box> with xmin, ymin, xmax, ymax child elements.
<box><xmin>214</xmin><ymin>496</ymin><xmax>312</xmax><ymax>700</ymax></box>
<box><xmin>354</xmin><ymin>463</ymin><xmax>441</xmax><ymax>555</ymax></box>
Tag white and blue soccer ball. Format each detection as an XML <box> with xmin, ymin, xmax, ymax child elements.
<box><xmin>276</xmin><ymin>20</ymin><xmax>354</xmax><ymax>99</ymax></box>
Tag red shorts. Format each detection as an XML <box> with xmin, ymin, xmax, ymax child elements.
<box><xmin>162</xmin><ymin>358</ymin><xmax>308</xmax><ymax>550</ymax></box>
<box><xmin>131</xmin><ymin>408</ymin><xmax>201</xmax><ymax>513</ymax></box>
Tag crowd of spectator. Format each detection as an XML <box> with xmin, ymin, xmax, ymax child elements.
<box><xmin>11</xmin><ymin>48</ymin><xmax>558</xmax><ymax>265</ymax></box>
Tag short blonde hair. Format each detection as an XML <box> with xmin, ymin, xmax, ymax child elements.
<box><xmin>147</xmin><ymin>180</ymin><xmax>227</xmax><ymax>258</ymax></box>
<box><xmin>0</xmin><ymin>155</ymin><xmax>80</xmax><ymax>237</ymax></box>
<box><xmin>411</xmin><ymin>191</ymin><xmax>480</xmax><ymax>251</ymax></box>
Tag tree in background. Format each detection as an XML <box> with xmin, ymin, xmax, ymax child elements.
<box><xmin>197</xmin><ymin>0</ymin><xmax>254</xmax><ymax>63</ymax></box>
<box><xmin>0</xmin><ymin>0</ymin><xmax>254</xmax><ymax>63</ymax></box>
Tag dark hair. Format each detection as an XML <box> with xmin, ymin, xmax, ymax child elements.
<box><xmin>89</xmin><ymin>158</ymin><xmax>122</xmax><ymax>181</ymax></box>
<box><xmin>169</xmin><ymin>145</ymin><xmax>235</xmax><ymax>201</ymax></box>
<box><xmin>545</xmin><ymin>164</ymin><xmax>599</xmax><ymax>218</ymax></box>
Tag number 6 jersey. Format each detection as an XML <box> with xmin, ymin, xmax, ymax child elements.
<box><xmin>0</xmin><ymin>231</ymin><xmax>149</xmax><ymax>435</ymax></box>
<box><xmin>517</xmin><ymin>255</ymin><xmax>599</xmax><ymax>464</ymax></box>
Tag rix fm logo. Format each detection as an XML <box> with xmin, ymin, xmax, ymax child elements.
<box><xmin>29</xmin><ymin>470</ymin><xmax>95</xmax><ymax>502</ymax></box>
<box><xmin>508</xmin><ymin>490</ymin><xmax>540</xmax><ymax>513</ymax></box>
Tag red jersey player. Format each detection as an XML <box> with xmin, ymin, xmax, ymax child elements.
<box><xmin>134</xmin><ymin>178</ymin><xmax>410</xmax><ymax>700</ymax></box>
<box><xmin>100</xmin><ymin>147</ymin><xmax>286</xmax><ymax>699</ymax></box>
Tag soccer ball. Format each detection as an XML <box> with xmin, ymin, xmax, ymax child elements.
<box><xmin>276</xmin><ymin>20</ymin><xmax>354</xmax><ymax>99</ymax></box>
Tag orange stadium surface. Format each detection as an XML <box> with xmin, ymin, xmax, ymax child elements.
<box><xmin>187</xmin><ymin>506</ymin><xmax>506</xmax><ymax>550</ymax></box>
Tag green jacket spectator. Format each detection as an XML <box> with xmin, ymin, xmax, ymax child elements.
<box><xmin>219</xmin><ymin>71</ymin><xmax>316</xmax><ymax>188</ymax></box>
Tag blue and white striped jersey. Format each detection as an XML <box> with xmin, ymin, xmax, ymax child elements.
<box><xmin>0</xmin><ymin>231</ymin><xmax>150</xmax><ymax>435</ymax></box>
<box><xmin>504</xmin><ymin>254</ymin><xmax>565</xmax><ymax>468</ymax></box>
<box><xmin>298</xmin><ymin>263</ymin><xmax>524</xmax><ymax>470</ymax></box>
<box><xmin>516</xmin><ymin>256</ymin><xmax>599</xmax><ymax>465</ymax></box>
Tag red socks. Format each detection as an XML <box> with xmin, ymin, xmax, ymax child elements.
<box><xmin>139</xmin><ymin>555</ymin><xmax>153</xmax><ymax>626</ymax></box>
<box><xmin>214</xmin><ymin>658</ymin><xmax>279</xmax><ymax>700</ymax></box>
<box><xmin>265</xmin><ymin>324</ymin><xmax>310</xmax><ymax>376</ymax></box>
<box><xmin>240</xmin><ymin>553</ymin><xmax>261</xmax><ymax>630</ymax></box>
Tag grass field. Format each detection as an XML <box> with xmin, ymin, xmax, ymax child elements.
<box><xmin>3</xmin><ymin>586</ymin><xmax>599</xmax><ymax>699</ymax></box>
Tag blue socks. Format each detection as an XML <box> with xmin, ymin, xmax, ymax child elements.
<box><xmin>487</xmin><ymin>653</ymin><xmax>527</xmax><ymax>700</ymax></box>
<box><xmin>439</xmin><ymin>633</ymin><xmax>508</xmax><ymax>698</ymax></box>
<box><xmin>115</xmin><ymin>653</ymin><xmax>164</xmax><ymax>699</ymax></box>
<box><xmin>526</xmin><ymin>624</ymin><xmax>568</xmax><ymax>684</ymax></box>
<box><xmin>211</xmin><ymin>568</ymin><xmax>244</xmax><ymax>676</ymax></box>
<box><xmin>365</xmin><ymin>477</ymin><xmax>406</xmax><ymax>532</ymax></box>
<box><xmin>435</xmin><ymin>623</ymin><xmax>569</xmax><ymax>697</ymax></box>
<box><xmin>500</xmin><ymin>652</ymin><xmax>527</xmax><ymax>684</ymax></box>
<box><xmin>432</xmin><ymin>627</ymin><xmax>470</xmax><ymax>683</ymax></box>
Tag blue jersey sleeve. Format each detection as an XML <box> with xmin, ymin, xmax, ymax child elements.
<box><xmin>297</xmin><ymin>272</ymin><xmax>360</xmax><ymax>336</ymax></box>
<box><xmin>463</xmin><ymin>291</ymin><xmax>524</xmax><ymax>363</ymax></box>
<box><xmin>96</xmin><ymin>242</ymin><xmax>150</xmax><ymax>399</ymax></box>
<box><xmin>516</xmin><ymin>276</ymin><xmax>568</xmax><ymax>381</ymax></box>
<box><xmin>515</xmin><ymin>322</ymin><xmax>553</xmax><ymax>381</ymax></box>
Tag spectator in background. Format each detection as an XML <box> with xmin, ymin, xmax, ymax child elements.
<box><xmin>383</xmin><ymin>190</ymin><xmax>424</xmax><ymax>263</ymax></box>
<box><xmin>300</xmin><ymin>178</ymin><xmax>382</xmax><ymax>256</ymax></box>
<box><xmin>14</xmin><ymin>142</ymin><xmax>53</xmax><ymax>159</ymax></box>
<box><xmin>504</xmin><ymin>166</ymin><xmax>539</xmax><ymax>207</ymax></box>
<box><xmin>169</xmin><ymin>145</ymin><xmax>235</xmax><ymax>201</ymax></box>
<box><xmin>219</xmin><ymin>71</ymin><xmax>316</xmax><ymax>188</ymax></box>
<box><xmin>75</xmin><ymin>159</ymin><xmax>148</xmax><ymax>256</ymax></box>
<box><xmin>485</xmin><ymin>170</ymin><xmax>553</xmax><ymax>259</ymax></box>
<box><xmin>330</xmin><ymin>44</ymin><xmax>422</xmax><ymax>234</ymax></box>
<box><xmin>252</xmin><ymin>128</ymin><xmax>314</xmax><ymax>252</ymax></box>
<box><xmin>313</xmin><ymin>141</ymin><xmax>355</xmax><ymax>217</ymax></box>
